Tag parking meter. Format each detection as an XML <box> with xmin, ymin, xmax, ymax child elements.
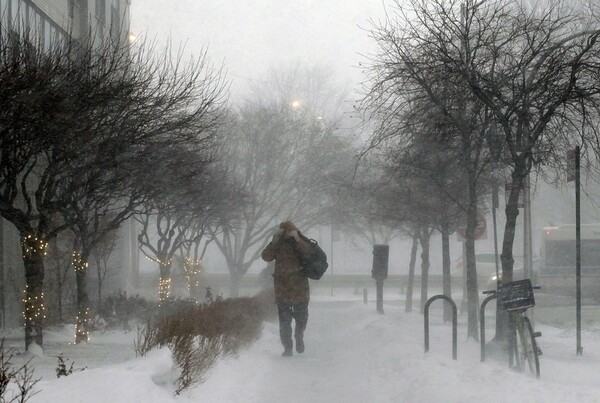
<box><xmin>372</xmin><ymin>244</ymin><xmax>389</xmax><ymax>280</ymax></box>
<box><xmin>372</xmin><ymin>244</ymin><xmax>389</xmax><ymax>314</ymax></box>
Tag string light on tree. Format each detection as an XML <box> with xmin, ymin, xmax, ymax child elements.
<box><xmin>158</xmin><ymin>278</ymin><xmax>172</xmax><ymax>304</ymax></box>
<box><xmin>145</xmin><ymin>256</ymin><xmax>172</xmax><ymax>266</ymax></box>
<box><xmin>21</xmin><ymin>235</ymin><xmax>48</xmax><ymax>258</ymax></box>
<box><xmin>75</xmin><ymin>307</ymin><xmax>91</xmax><ymax>342</ymax></box>
<box><xmin>183</xmin><ymin>257</ymin><xmax>202</xmax><ymax>290</ymax></box>
<box><xmin>22</xmin><ymin>285</ymin><xmax>46</xmax><ymax>324</ymax></box>
<box><xmin>72</xmin><ymin>251</ymin><xmax>89</xmax><ymax>272</ymax></box>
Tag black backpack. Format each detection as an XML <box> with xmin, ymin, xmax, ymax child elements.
<box><xmin>296</xmin><ymin>232</ymin><xmax>329</xmax><ymax>280</ymax></box>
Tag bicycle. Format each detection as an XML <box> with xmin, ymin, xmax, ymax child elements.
<box><xmin>483</xmin><ymin>278</ymin><xmax>542</xmax><ymax>378</ymax></box>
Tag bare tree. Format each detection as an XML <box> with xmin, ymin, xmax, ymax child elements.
<box><xmin>360</xmin><ymin>0</ymin><xmax>600</xmax><ymax>339</ymax></box>
<box><xmin>58</xmin><ymin>34</ymin><xmax>227</xmax><ymax>342</ymax></box>
<box><xmin>0</xmin><ymin>26</ymin><xmax>83</xmax><ymax>349</ymax></box>
<box><xmin>89</xmin><ymin>219</ymin><xmax>119</xmax><ymax>313</ymax></box>
<box><xmin>0</xmin><ymin>24</ymin><xmax>228</xmax><ymax>347</ymax></box>
<box><xmin>212</xmin><ymin>95</ymin><xmax>356</xmax><ymax>296</ymax></box>
<box><xmin>136</xmin><ymin>149</ymin><xmax>239</xmax><ymax>303</ymax></box>
<box><xmin>374</xmin><ymin>0</ymin><xmax>600</xmax><ymax>339</ymax></box>
<box><xmin>44</xmin><ymin>229</ymin><xmax>75</xmax><ymax>324</ymax></box>
<box><xmin>364</xmin><ymin>68</ymin><xmax>491</xmax><ymax>338</ymax></box>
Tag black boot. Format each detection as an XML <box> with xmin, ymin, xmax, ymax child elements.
<box><xmin>295</xmin><ymin>334</ymin><xmax>304</xmax><ymax>354</ymax></box>
<box><xmin>281</xmin><ymin>347</ymin><xmax>293</xmax><ymax>357</ymax></box>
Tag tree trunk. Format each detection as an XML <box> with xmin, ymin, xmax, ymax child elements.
<box><xmin>495</xmin><ymin>166</ymin><xmax>526</xmax><ymax>342</ymax></box>
<box><xmin>98</xmin><ymin>279</ymin><xmax>102</xmax><ymax>311</ymax></box>
<box><xmin>441</xmin><ymin>218</ymin><xmax>452</xmax><ymax>322</ymax></box>
<box><xmin>21</xmin><ymin>236</ymin><xmax>45</xmax><ymax>351</ymax></box>
<box><xmin>419</xmin><ymin>228</ymin><xmax>431</xmax><ymax>314</ymax></box>
<box><xmin>465</xmin><ymin>187</ymin><xmax>480</xmax><ymax>340</ymax></box>
<box><xmin>230</xmin><ymin>268</ymin><xmax>243</xmax><ymax>298</ymax></box>
<box><xmin>56</xmin><ymin>270</ymin><xmax>63</xmax><ymax>323</ymax></box>
<box><xmin>75</xmin><ymin>264</ymin><xmax>90</xmax><ymax>343</ymax></box>
<box><xmin>158</xmin><ymin>264</ymin><xmax>173</xmax><ymax>303</ymax></box>
<box><xmin>405</xmin><ymin>232</ymin><xmax>419</xmax><ymax>312</ymax></box>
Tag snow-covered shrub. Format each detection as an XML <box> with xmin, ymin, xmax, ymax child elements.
<box><xmin>0</xmin><ymin>339</ymin><xmax>40</xmax><ymax>402</ymax></box>
<box><xmin>101</xmin><ymin>291</ymin><xmax>156</xmax><ymax>330</ymax></box>
<box><xmin>134</xmin><ymin>289</ymin><xmax>275</xmax><ymax>394</ymax></box>
<box><xmin>55</xmin><ymin>354</ymin><xmax>85</xmax><ymax>378</ymax></box>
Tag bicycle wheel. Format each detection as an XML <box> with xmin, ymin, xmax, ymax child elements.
<box><xmin>515</xmin><ymin>315</ymin><xmax>540</xmax><ymax>378</ymax></box>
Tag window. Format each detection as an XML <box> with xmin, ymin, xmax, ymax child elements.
<box><xmin>10</xmin><ymin>0</ymin><xmax>19</xmax><ymax>22</ymax></box>
<box><xmin>96</xmin><ymin>0</ymin><xmax>106</xmax><ymax>24</ymax></box>
<box><xmin>1</xmin><ymin>2</ymin><xmax>8</xmax><ymax>31</ymax></box>
<box><xmin>17</xmin><ymin>1</ymin><xmax>26</xmax><ymax>33</ymax></box>
<box><xmin>110</xmin><ymin>5</ymin><xmax>120</xmax><ymax>40</ymax></box>
<box><xmin>43</xmin><ymin>19</ymin><xmax>51</xmax><ymax>50</ymax></box>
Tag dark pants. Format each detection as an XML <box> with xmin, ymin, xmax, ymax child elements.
<box><xmin>277</xmin><ymin>302</ymin><xmax>309</xmax><ymax>350</ymax></box>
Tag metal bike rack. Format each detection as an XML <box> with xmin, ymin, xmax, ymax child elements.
<box><xmin>479</xmin><ymin>293</ymin><xmax>499</xmax><ymax>362</ymax></box>
<box><xmin>424</xmin><ymin>295</ymin><xmax>457</xmax><ymax>360</ymax></box>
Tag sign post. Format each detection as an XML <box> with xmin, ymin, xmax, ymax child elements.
<box><xmin>456</xmin><ymin>214</ymin><xmax>487</xmax><ymax>314</ymax></box>
<box><xmin>568</xmin><ymin>147</ymin><xmax>582</xmax><ymax>356</ymax></box>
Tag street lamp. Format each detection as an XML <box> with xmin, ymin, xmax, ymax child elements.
<box><xmin>127</xmin><ymin>32</ymin><xmax>137</xmax><ymax>44</ymax></box>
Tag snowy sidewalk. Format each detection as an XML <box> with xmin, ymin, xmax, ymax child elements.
<box><xmin>187</xmin><ymin>300</ymin><xmax>600</xmax><ymax>403</ymax></box>
<box><xmin>26</xmin><ymin>299</ymin><xmax>600</xmax><ymax>402</ymax></box>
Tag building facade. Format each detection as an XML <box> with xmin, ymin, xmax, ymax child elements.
<box><xmin>1</xmin><ymin>0</ymin><xmax>131</xmax><ymax>44</ymax></box>
<box><xmin>0</xmin><ymin>0</ymin><xmax>138</xmax><ymax>328</ymax></box>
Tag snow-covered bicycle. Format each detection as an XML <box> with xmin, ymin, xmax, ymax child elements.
<box><xmin>483</xmin><ymin>279</ymin><xmax>542</xmax><ymax>378</ymax></box>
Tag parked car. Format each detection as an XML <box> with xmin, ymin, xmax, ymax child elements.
<box><xmin>454</xmin><ymin>253</ymin><xmax>538</xmax><ymax>290</ymax></box>
<box><xmin>454</xmin><ymin>253</ymin><xmax>510</xmax><ymax>275</ymax></box>
<box><xmin>485</xmin><ymin>257</ymin><xmax>540</xmax><ymax>291</ymax></box>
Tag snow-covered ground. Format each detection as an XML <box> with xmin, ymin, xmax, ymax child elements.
<box><xmin>4</xmin><ymin>292</ymin><xmax>600</xmax><ymax>403</ymax></box>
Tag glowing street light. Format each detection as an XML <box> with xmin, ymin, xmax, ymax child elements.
<box><xmin>290</xmin><ymin>100</ymin><xmax>301</xmax><ymax>109</ymax></box>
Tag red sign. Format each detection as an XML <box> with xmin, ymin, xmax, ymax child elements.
<box><xmin>456</xmin><ymin>214</ymin><xmax>487</xmax><ymax>241</ymax></box>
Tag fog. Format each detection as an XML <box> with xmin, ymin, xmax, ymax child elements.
<box><xmin>131</xmin><ymin>1</ymin><xmax>394</xmax><ymax>278</ymax></box>
<box><xmin>131</xmin><ymin>0</ymin><xmax>386</xmax><ymax>101</ymax></box>
<box><xmin>5</xmin><ymin>1</ymin><xmax>600</xmax><ymax>402</ymax></box>
<box><xmin>129</xmin><ymin>0</ymin><xmax>599</xmax><ymax>279</ymax></box>
<box><xmin>85</xmin><ymin>3</ymin><xmax>600</xmax><ymax>402</ymax></box>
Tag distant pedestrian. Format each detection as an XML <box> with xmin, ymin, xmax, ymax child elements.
<box><xmin>261</xmin><ymin>220</ymin><xmax>311</xmax><ymax>357</ymax></box>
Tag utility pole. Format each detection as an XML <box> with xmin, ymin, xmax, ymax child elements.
<box><xmin>575</xmin><ymin>147</ymin><xmax>582</xmax><ymax>356</ymax></box>
<box><xmin>330</xmin><ymin>225</ymin><xmax>334</xmax><ymax>296</ymax></box>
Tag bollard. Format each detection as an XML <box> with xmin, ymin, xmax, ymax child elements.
<box><xmin>363</xmin><ymin>288</ymin><xmax>368</xmax><ymax>304</ymax></box>
<box><xmin>376</xmin><ymin>279</ymin><xmax>384</xmax><ymax>314</ymax></box>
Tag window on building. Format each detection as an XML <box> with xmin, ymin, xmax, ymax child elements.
<box><xmin>17</xmin><ymin>1</ymin><xmax>27</xmax><ymax>33</ymax></box>
<box><xmin>96</xmin><ymin>0</ymin><xmax>106</xmax><ymax>24</ymax></box>
<box><xmin>1</xmin><ymin>2</ymin><xmax>8</xmax><ymax>31</ymax></box>
<box><xmin>10</xmin><ymin>0</ymin><xmax>19</xmax><ymax>22</ymax></box>
<box><xmin>43</xmin><ymin>19</ymin><xmax>51</xmax><ymax>51</ymax></box>
<box><xmin>110</xmin><ymin>5</ymin><xmax>120</xmax><ymax>40</ymax></box>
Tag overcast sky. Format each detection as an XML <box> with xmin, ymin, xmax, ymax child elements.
<box><xmin>130</xmin><ymin>1</ymin><xmax>388</xmax><ymax>100</ymax></box>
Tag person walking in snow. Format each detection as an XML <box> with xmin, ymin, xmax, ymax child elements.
<box><xmin>261</xmin><ymin>220</ymin><xmax>311</xmax><ymax>357</ymax></box>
